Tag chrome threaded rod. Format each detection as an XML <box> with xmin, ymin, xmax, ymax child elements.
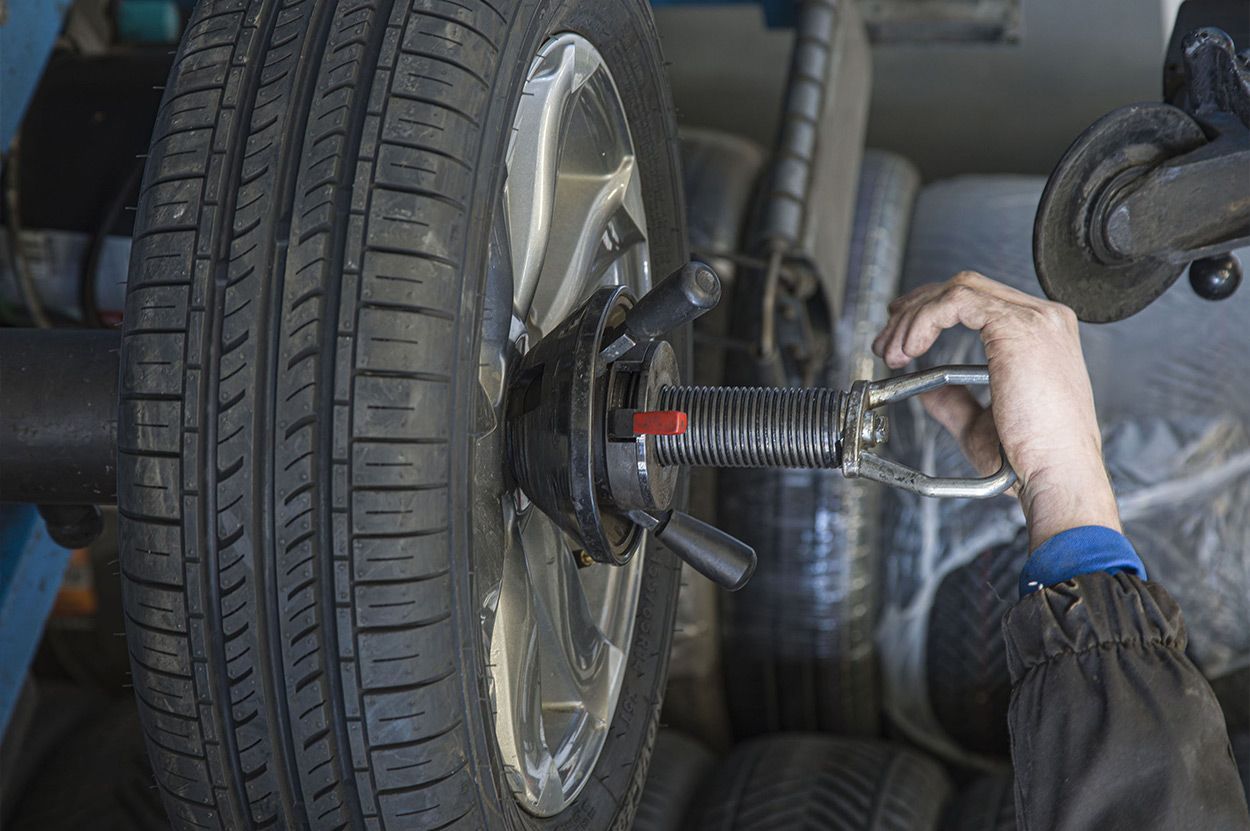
<box><xmin>654</xmin><ymin>386</ymin><xmax>845</xmax><ymax>468</ymax></box>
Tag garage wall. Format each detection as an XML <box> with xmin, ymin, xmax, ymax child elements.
<box><xmin>866</xmin><ymin>0</ymin><xmax>1178</xmax><ymax>179</ymax></box>
<box><xmin>655</xmin><ymin>0</ymin><xmax>1181</xmax><ymax>180</ymax></box>
<box><xmin>654</xmin><ymin>6</ymin><xmax>795</xmax><ymax>148</ymax></box>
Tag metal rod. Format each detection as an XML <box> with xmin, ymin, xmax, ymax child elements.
<box><xmin>757</xmin><ymin>245</ymin><xmax>786</xmax><ymax>359</ymax></box>
<box><xmin>866</xmin><ymin>364</ymin><xmax>989</xmax><ymax>407</ymax></box>
<box><xmin>1102</xmin><ymin>139</ymin><xmax>1250</xmax><ymax>262</ymax></box>
<box><xmin>755</xmin><ymin>0</ymin><xmax>838</xmax><ymax>250</ymax></box>
<box><xmin>654</xmin><ymin>385</ymin><xmax>844</xmax><ymax>468</ymax></box>
<box><xmin>754</xmin><ymin>0</ymin><xmax>838</xmax><ymax>360</ymax></box>
<box><xmin>0</xmin><ymin>329</ymin><xmax>120</xmax><ymax>504</ymax></box>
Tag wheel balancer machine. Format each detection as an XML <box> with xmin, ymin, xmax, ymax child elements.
<box><xmin>2</xmin><ymin>25</ymin><xmax>1247</xmax><ymax>592</ymax></box>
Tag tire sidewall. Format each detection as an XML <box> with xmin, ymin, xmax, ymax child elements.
<box><xmin>447</xmin><ymin>2</ymin><xmax>686</xmax><ymax>827</ymax></box>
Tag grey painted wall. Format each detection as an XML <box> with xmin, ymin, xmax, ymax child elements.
<box><xmin>866</xmin><ymin>0</ymin><xmax>1175</xmax><ymax>179</ymax></box>
<box><xmin>656</xmin><ymin>1</ymin><xmax>1179</xmax><ymax>180</ymax></box>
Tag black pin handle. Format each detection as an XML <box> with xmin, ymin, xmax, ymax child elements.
<box><xmin>632</xmin><ymin>509</ymin><xmax>757</xmax><ymax>591</ymax></box>
<box><xmin>627</xmin><ymin>261</ymin><xmax>721</xmax><ymax>340</ymax></box>
<box><xmin>601</xmin><ymin>262</ymin><xmax>722</xmax><ymax>363</ymax></box>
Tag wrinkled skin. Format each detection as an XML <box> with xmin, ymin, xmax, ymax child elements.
<box><xmin>873</xmin><ymin>271</ymin><xmax>1121</xmax><ymax>550</ymax></box>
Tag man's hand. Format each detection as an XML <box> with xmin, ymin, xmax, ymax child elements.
<box><xmin>872</xmin><ymin>271</ymin><xmax>1120</xmax><ymax>550</ymax></box>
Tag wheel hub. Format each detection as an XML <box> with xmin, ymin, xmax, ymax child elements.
<box><xmin>506</xmin><ymin>283</ymin><xmax>686</xmax><ymax>567</ymax></box>
<box><xmin>1034</xmin><ymin>26</ymin><xmax>1250</xmax><ymax>321</ymax></box>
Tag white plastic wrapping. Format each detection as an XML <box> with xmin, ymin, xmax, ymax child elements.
<box><xmin>878</xmin><ymin>176</ymin><xmax>1250</xmax><ymax>765</ymax></box>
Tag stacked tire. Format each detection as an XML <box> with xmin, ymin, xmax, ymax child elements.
<box><xmin>639</xmin><ymin>731</ymin><xmax>954</xmax><ymax>830</ymax></box>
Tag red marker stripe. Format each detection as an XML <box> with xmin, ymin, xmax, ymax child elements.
<box><xmin>633</xmin><ymin>410</ymin><xmax>688</xmax><ymax>436</ymax></box>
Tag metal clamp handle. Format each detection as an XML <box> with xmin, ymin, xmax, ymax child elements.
<box><xmin>842</xmin><ymin>365</ymin><xmax>1017</xmax><ymax>499</ymax></box>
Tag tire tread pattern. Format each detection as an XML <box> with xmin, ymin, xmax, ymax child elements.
<box><xmin>941</xmin><ymin>774</ymin><xmax>1015</xmax><ymax>831</ymax></box>
<box><xmin>925</xmin><ymin>537</ymin><xmax>1027</xmax><ymax>758</ymax></box>
<box><xmin>634</xmin><ymin>731</ymin><xmax>718</xmax><ymax>831</ymax></box>
<box><xmin>695</xmin><ymin>736</ymin><xmax>950</xmax><ymax>831</ymax></box>
<box><xmin>120</xmin><ymin>1</ymin><xmax>514</xmax><ymax>828</ymax></box>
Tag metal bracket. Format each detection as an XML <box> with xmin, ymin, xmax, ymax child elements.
<box><xmin>842</xmin><ymin>366</ymin><xmax>1017</xmax><ymax>498</ymax></box>
<box><xmin>1035</xmin><ymin>25</ymin><xmax>1250</xmax><ymax>321</ymax></box>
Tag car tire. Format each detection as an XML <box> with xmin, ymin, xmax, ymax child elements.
<box><xmin>635</xmin><ymin>730</ymin><xmax>718</xmax><ymax>831</ymax></box>
<box><xmin>118</xmin><ymin>1</ymin><xmax>687</xmax><ymax>828</ymax></box>
<box><xmin>718</xmin><ymin>151</ymin><xmax>918</xmax><ymax>739</ymax></box>
<box><xmin>7</xmin><ymin>699</ymin><xmax>168</xmax><ymax>831</ymax></box>
<box><xmin>925</xmin><ymin>536</ymin><xmax>1028</xmax><ymax>758</ymax></box>
<box><xmin>942</xmin><ymin>774</ymin><xmax>1015</xmax><ymax>831</ymax></box>
<box><xmin>694</xmin><ymin>734</ymin><xmax>951</xmax><ymax>831</ymax></box>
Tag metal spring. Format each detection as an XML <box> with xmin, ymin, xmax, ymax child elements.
<box><xmin>654</xmin><ymin>386</ymin><xmax>844</xmax><ymax>469</ymax></box>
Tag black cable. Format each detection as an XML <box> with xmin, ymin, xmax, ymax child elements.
<box><xmin>80</xmin><ymin>158</ymin><xmax>142</xmax><ymax>327</ymax></box>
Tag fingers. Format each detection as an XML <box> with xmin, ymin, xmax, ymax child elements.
<box><xmin>874</xmin><ymin>271</ymin><xmax>1038</xmax><ymax>368</ymax></box>
<box><xmin>874</xmin><ymin>279</ymin><xmax>963</xmax><ymax>362</ymax></box>
<box><xmin>921</xmin><ymin>386</ymin><xmax>1008</xmax><ymax>481</ymax></box>
<box><xmin>919</xmin><ymin>386</ymin><xmax>982</xmax><ymax>440</ymax></box>
<box><xmin>875</xmin><ymin>304</ymin><xmax>924</xmax><ymax>368</ymax></box>
<box><xmin>922</xmin><ymin>387</ymin><xmax>1008</xmax><ymax>479</ymax></box>
<box><xmin>962</xmin><ymin>407</ymin><xmax>1008</xmax><ymax>479</ymax></box>
<box><xmin>895</xmin><ymin>285</ymin><xmax>993</xmax><ymax>367</ymax></box>
<box><xmin>878</xmin><ymin>283</ymin><xmax>993</xmax><ymax>368</ymax></box>
<box><xmin>873</xmin><ymin>283</ymin><xmax>942</xmax><ymax>357</ymax></box>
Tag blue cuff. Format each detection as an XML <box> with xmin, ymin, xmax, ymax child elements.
<box><xmin>1019</xmin><ymin>526</ymin><xmax>1146</xmax><ymax>598</ymax></box>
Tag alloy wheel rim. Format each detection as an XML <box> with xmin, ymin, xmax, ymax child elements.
<box><xmin>473</xmin><ymin>32</ymin><xmax>651</xmax><ymax>817</ymax></box>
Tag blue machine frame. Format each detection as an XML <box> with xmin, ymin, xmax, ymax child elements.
<box><xmin>0</xmin><ymin>505</ymin><xmax>71</xmax><ymax>733</ymax></box>
<box><xmin>0</xmin><ymin>0</ymin><xmax>65</xmax><ymax>151</ymax></box>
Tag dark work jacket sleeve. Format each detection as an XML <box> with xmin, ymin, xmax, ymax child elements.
<box><xmin>1002</xmin><ymin>572</ymin><xmax>1250</xmax><ymax>831</ymax></box>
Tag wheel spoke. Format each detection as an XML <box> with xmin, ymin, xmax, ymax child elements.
<box><xmin>518</xmin><ymin>513</ymin><xmax>622</xmax><ymax>723</ymax></box>
<box><xmin>478</xmin><ymin>190</ymin><xmax>519</xmax><ymax>415</ymax></box>
<box><xmin>505</xmin><ymin>39</ymin><xmax>581</xmax><ymax>325</ymax></box>
<box><xmin>489</xmin><ymin>508</ymin><xmax>566</xmax><ymax>815</ymax></box>
<box><xmin>528</xmin><ymin>152</ymin><xmax>642</xmax><ymax>334</ymax></box>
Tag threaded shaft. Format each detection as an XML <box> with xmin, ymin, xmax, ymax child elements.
<box><xmin>654</xmin><ymin>386</ymin><xmax>844</xmax><ymax>468</ymax></box>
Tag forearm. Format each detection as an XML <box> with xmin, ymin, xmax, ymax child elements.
<box><xmin>1018</xmin><ymin>458</ymin><xmax>1120</xmax><ymax>552</ymax></box>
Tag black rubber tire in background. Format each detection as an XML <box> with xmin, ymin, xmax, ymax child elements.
<box><xmin>694</xmin><ymin>735</ymin><xmax>951</xmax><ymax>831</ymax></box>
<box><xmin>117</xmin><ymin>1</ymin><xmax>687</xmax><ymax>829</ymax></box>
<box><xmin>941</xmin><ymin>774</ymin><xmax>1015</xmax><ymax>831</ymax></box>
<box><xmin>635</xmin><ymin>730</ymin><xmax>719</xmax><ymax>831</ymax></box>
<box><xmin>925</xmin><ymin>536</ymin><xmax>1029</xmax><ymax>758</ymax></box>
<box><xmin>7</xmin><ymin>699</ymin><xmax>168</xmax><ymax>831</ymax></box>
<box><xmin>719</xmin><ymin>434</ymin><xmax>880</xmax><ymax>736</ymax></box>
<box><xmin>660</xmin><ymin>129</ymin><xmax>766</xmax><ymax>753</ymax></box>
<box><xmin>1234</xmin><ymin>732</ymin><xmax>1250</xmax><ymax>808</ymax></box>
<box><xmin>0</xmin><ymin>681</ymin><xmax>107</xmax><ymax>826</ymax></box>
<box><xmin>718</xmin><ymin>151</ymin><xmax>918</xmax><ymax>739</ymax></box>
